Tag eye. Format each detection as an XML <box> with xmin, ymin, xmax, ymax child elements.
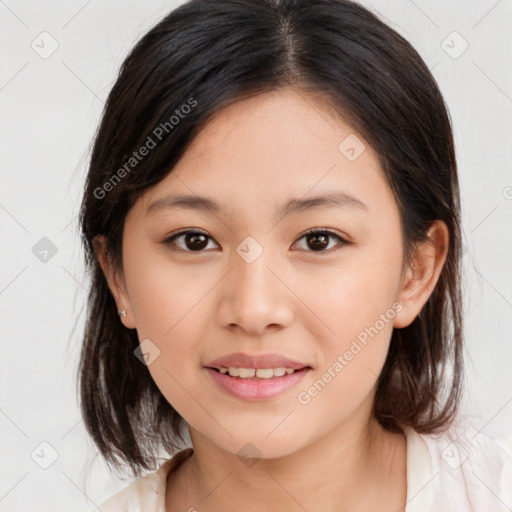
<box><xmin>162</xmin><ymin>228</ymin><xmax>349</xmax><ymax>253</ymax></box>
<box><xmin>163</xmin><ymin>229</ymin><xmax>218</xmax><ymax>252</ymax></box>
<box><xmin>293</xmin><ymin>228</ymin><xmax>349</xmax><ymax>253</ymax></box>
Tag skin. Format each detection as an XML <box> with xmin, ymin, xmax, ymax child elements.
<box><xmin>94</xmin><ymin>87</ymin><xmax>449</xmax><ymax>511</ymax></box>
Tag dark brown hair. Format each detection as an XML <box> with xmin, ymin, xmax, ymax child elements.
<box><xmin>78</xmin><ymin>0</ymin><xmax>464</xmax><ymax>478</ymax></box>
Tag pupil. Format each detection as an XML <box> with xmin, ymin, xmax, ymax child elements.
<box><xmin>308</xmin><ymin>233</ymin><xmax>328</xmax><ymax>251</ymax></box>
<box><xmin>186</xmin><ymin>233</ymin><xmax>208</xmax><ymax>250</ymax></box>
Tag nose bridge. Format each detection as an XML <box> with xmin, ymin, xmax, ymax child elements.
<box><xmin>220</xmin><ymin>235</ymin><xmax>292</xmax><ymax>332</ymax></box>
<box><xmin>233</xmin><ymin>235</ymin><xmax>279</xmax><ymax>304</ymax></box>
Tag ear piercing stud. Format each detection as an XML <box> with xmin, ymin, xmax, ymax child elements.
<box><xmin>118</xmin><ymin>310</ymin><xmax>127</xmax><ymax>317</ymax></box>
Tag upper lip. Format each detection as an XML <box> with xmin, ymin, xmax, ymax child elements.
<box><xmin>205</xmin><ymin>352</ymin><xmax>312</xmax><ymax>370</ymax></box>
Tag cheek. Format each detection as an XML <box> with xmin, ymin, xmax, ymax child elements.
<box><xmin>297</xmin><ymin>256</ymin><xmax>397</xmax><ymax>344</ymax></box>
<box><xmin>124</xmin><ymin>246</ymin><xmax>215</xmax><ymax>338</ymax></box>
<box><xmin>295</xmin><ymin>295</ymin><xmax>394</xmax><ymax>436</ymax></box>
<box><xmin>293</xmin><ymin>253</ymin><xmax>397</xmax><ymax>405</ymax></box>
<box><xmin>122</xmin><ymin>249</ymin><xmax>216</xmax><ymax>395</ymax></box>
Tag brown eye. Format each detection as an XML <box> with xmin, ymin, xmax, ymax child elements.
<box><xmin>295</xmin><ymin>229</ymin><xmax>349</xmax><ymax>253</ymax></box>
<box><xmin>183</xmin><ymin>232</ymin><xmax>209</xmax><ymax>250</ymax></box>
<box><xmin>306</xmin><ymin>232</ymin><xmax>329</xmax><ymax>251</ymax></box>
<box><xmin>164</xmin><ymin>230</ymin><xmax>217</xmax><ymax>252</ymax></box>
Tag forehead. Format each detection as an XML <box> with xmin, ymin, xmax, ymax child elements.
<box><xmin>139</xmin><ymin>88</ymin><xmax>395</xmax><ymax>220</ymax></box>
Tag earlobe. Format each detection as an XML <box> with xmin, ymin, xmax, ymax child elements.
<box><xmin>393</xmin><ymin>220</ymin><xmax>449</xmax><ymax>329</ymax></box>
<box><xmin>92</xmin><ymin>235</ymin><xmax>136</xmax><ymax>329</ymax></box>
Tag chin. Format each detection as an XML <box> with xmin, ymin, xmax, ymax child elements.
<box><xmin>216</xmin><ymin>431</ymin><xmax>307</xmax><ymax>462</ymax></box>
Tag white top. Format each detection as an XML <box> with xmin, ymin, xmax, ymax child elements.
<box><xmin>91</xmin><ymin>423</ymin><xmax>512</xmax><ymax>511</ymax></box>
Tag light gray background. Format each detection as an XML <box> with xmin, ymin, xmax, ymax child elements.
<box><xmin>1</xmin><ymin>0</ymin><xmax>511</xmax><ymax>510</ymax></box>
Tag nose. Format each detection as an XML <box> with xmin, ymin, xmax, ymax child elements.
<box><xmin>216</xmin><ymin>243</ymin><xmax>294</xmax><ymax>336</ymax></box>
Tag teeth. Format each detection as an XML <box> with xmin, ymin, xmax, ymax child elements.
<box><xmin>237</xmin><ymin>368</ymin><xmax>255</xmax><ymax>378</ymax></box>
<box><xmin>254</xmin><ymin>368</ymin><xmax>273</xmax><ymax>379</ymax></box>
<box><xmin>220</xmin><ymin>367</ymin><xmax>299</xmax><ymax>379</ymax></box>
<box><xmin>273</xmin><ymin>367</ymin><xmax>287</xmax><ymax>377</ymax></box>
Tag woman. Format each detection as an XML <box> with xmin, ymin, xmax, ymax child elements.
<box><xmin>78</xmin><ymin>0</ymin><xmax>512</xmax><ymax>510</ymax></box>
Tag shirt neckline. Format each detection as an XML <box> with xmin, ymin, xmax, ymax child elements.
<box><xmin>156</xmin><ymin>427</ymin><xmax>434</xmax><ymax>511</ymax></box>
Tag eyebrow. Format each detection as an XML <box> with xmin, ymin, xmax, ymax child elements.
<box><xmin>146</xmin><ymin>190</ymin><xmax>369</xmax><ymax>219</ymax></box>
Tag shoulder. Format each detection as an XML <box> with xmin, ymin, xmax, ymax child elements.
<box><xmin>403</xmin><ymin>419</ymin><xmax>512</xmax><ymax>512</ymax></box>
<box><xmin>89</xmin><ymin>448</ymin><xmax>194</xmax><ymax>512</ymax></box>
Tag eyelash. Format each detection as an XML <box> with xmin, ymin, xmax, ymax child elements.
<box><xmin>162</xmin><ymin>228</ymin><xmax>349</xmax><ymax>254</ymax></box>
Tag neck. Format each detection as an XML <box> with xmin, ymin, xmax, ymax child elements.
<box><xmin>167</xmin><ymin>408</ymin><xmax>407</xmax><ymax>511</ymax></box>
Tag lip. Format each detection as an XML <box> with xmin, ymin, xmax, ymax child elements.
<box><xmin>204</xmin><ymin>352</ymin><xmax>312</xmax><ymax>370</ymax></box>
<box><xmin>205</xmin><ymin>367</ymin><xmax>312</xmax><ymax>401</ymax></box>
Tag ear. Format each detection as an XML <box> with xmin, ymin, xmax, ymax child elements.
<box><xmin>393</xmin><ymin>220</ymin><xmax>449</xmax><ymax>329</ymax></box>
<box><xmin>92</xmin><ymin>235</ymin><xmax>136</xmax><ymax>329</ymax></box>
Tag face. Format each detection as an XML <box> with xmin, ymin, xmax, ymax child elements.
<box><xmin>97</xmin><ymin>87</ymin><xmax>442</xmax><ymax>459</ymax></box>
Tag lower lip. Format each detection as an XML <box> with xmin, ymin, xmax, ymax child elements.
<box><xmin>205</xmin><ymin>367</ymin><xmax>311</xmax><ymax>401</ymax></box>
